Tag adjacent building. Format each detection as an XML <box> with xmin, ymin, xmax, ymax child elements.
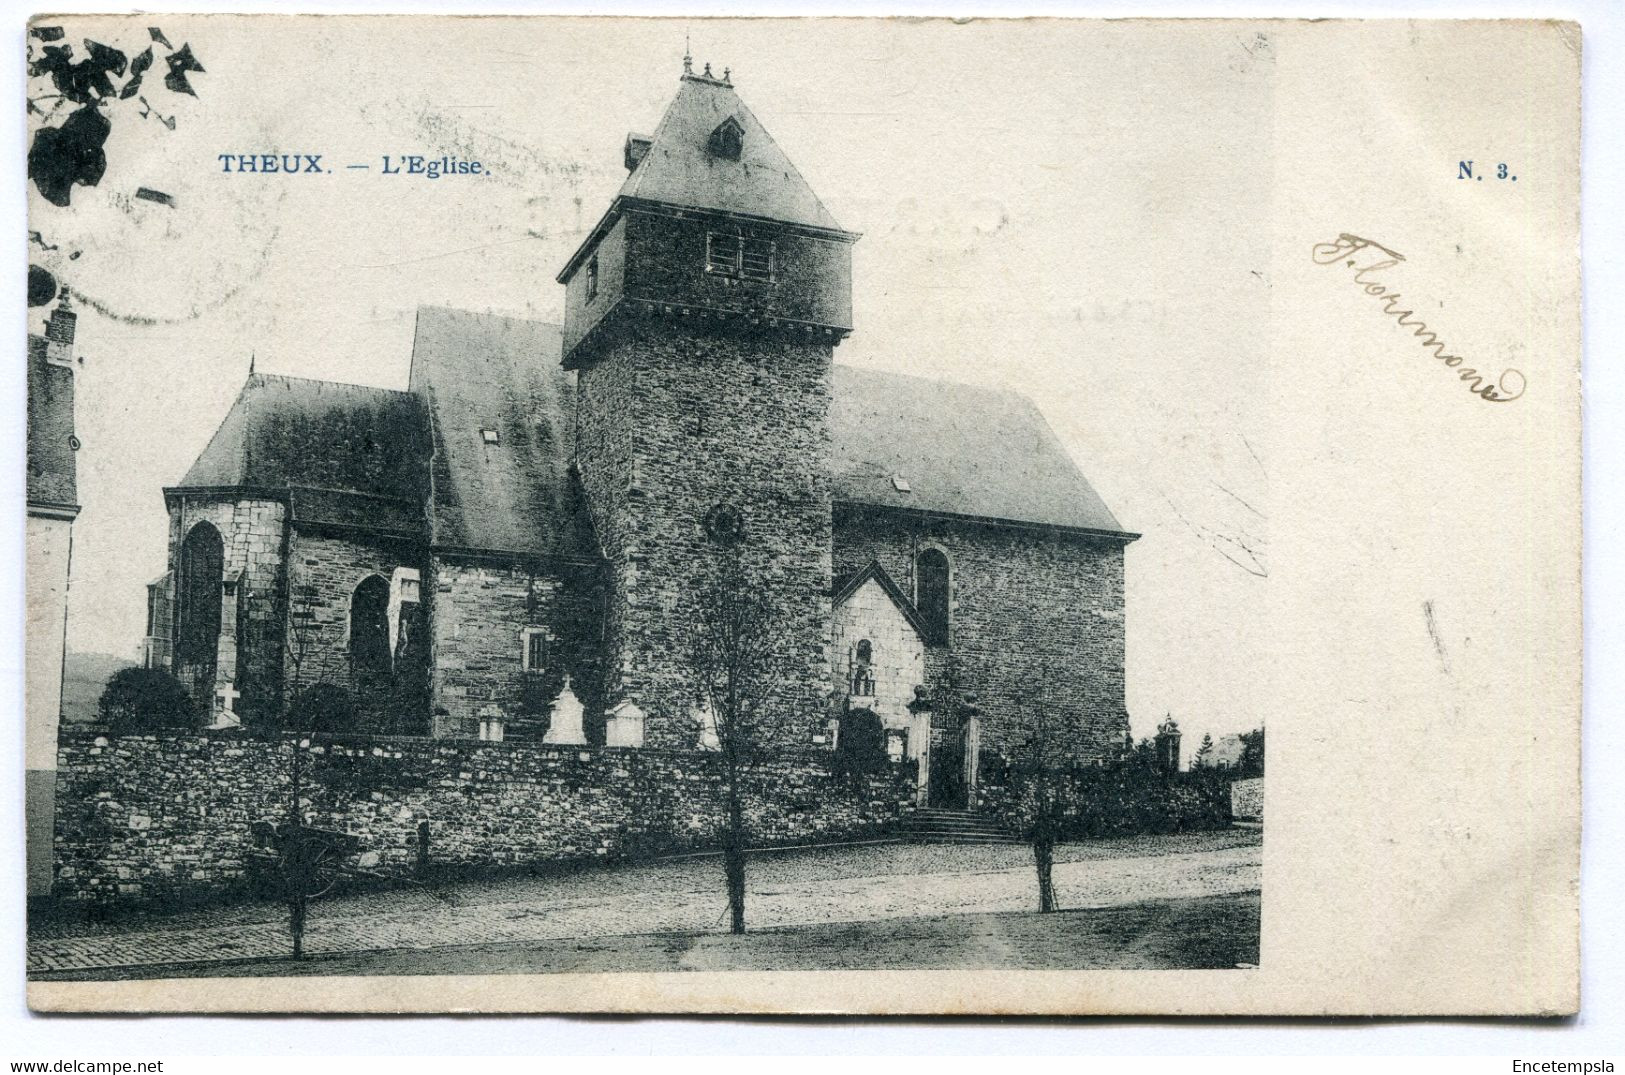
<box><xmin>26</xmin><ymin>292</ymin><xmax>80</xmax><ymax>897</ymax></box>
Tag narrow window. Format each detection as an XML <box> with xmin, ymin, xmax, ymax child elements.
<box><xmin>350</xmin><ymin>575</ymin><xmax>393</xmax><ymax>684</ymax></box>
<box><xmin>175</xmin><ymin>522</ymin><xmax>224</xmax><ymax>665</ymax></box>
<box><xmin>852</xmin><ymin>639</ymin><xmax>875</xmax><ymax>695</ymax></box>
<box><xmin>522</xmin><ymin>627</ymin><xmax>550</xmax><ymax>674</ymax></box>
<box><xmin>145</xmin><ymin>579</ymin><xmax>164</xmax><ymax>638</ymax></box>
<box><xmin>586</xmin><ymin>255</ymin><xmax>599</xmax><ymax>301</ymax></box>
<box><xmin>173</xmin><ymin>525</ymin><xmax>222</xmax><ymax>708</ymax></box>
<box><xmin>916</xmin><ymin>548</ymin><xmax>951</xmax><ymax>645</ymax></box>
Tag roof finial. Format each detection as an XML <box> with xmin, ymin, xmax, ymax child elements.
<box><xmin>723</xmin><ymin>66</ymin><xmax>731</xmax><ymax>85</ymax></box>
<box><xmin>249</xmin><ymin>350</ymin><xmax>255</xmax><ymax>375</ymax></box>
<box><xmin>683</xmin><ymin>35</ymin><xmax>692</xmax><ymax>75</ymax></box>
<box><xmin>703</xmin><ymin>62</ymin><xmax>712</xmax><ymax>78</ymax></box>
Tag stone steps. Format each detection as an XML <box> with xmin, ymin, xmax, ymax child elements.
<box><xmin>899</xmin><ymin>809</ymin><xmax>1023</xmax><ymax>845</ymax></box>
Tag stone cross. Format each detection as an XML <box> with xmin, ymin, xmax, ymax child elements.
<box><xmin>215</xmin><ymin>682</ymin><xmax>241</xmax><ymax>711</ymax></box>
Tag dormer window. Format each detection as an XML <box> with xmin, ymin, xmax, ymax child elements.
<box><xmin>706</xmin><ymin>232</ymin><xmax>775</xmax><ymax>283</ymax></box>
<box><xmin>708</xmin><ymin>116</ymin><xmax>744</xmax><ymax>161</ymax></box>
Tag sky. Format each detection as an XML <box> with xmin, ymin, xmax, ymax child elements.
<box><xmin>29</xmin><ymin>16</ymin><xmax>1274</xmax><ymax>749</ymax></box>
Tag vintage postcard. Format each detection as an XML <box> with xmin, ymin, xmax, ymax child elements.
<box><xmin>21</xmin><ymin>15</ymin><xmax>1580</xmax><ymax>1015</ymax></box>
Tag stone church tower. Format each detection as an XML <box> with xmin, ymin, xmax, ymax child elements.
<box><xmin>557</xmin><ymin>60</ymin><xmax>859</xmax><ymax>749</ymax></box>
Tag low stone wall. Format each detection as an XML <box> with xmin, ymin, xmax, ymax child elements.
<box><xmin>51</xmin><ymin>729</ymin><xmax>916</xmax><ymax>907</ymax></box>
<box><xmin>1230</xmin><ymin>776</ymin><xmax>1264</xmax><ymax>821</ymax></box>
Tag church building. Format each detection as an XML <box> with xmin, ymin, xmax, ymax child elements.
<box><xmin>144</xmin><ymin>60</ymin><xmax>1138</xmax><ymax>809</ymax></box>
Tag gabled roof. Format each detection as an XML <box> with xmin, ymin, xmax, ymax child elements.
<box><xmin>621</xmin><ymin>73</ymin><xmax>844</xmax><ymax>232</ymax></box>
<box><xmin>169</xmin><ymin>311</ymin><xmax>1130</xmax><ymax>553</ymax></box>
<box><xmin>560</xmin><ymin>73</ymin><xmax>853</xmax><ymax>282</ymax></box>
<box><xmin>408</xmin><ymin>306</ymin><xmax>599</xmax><ymax>561</ymax></box>
<box><xmin>832</xmin><ymin>560</ymin><xmax>929</xmax><ymax>640</ymax></box>
<box><xmin>831</xmin><ymin>365</ymin><xmax>1133</xmax><ymax>537</ymax></box>
<box><xmin>170</xmin><ymin>373</ymin><xmax>426</xmax><ymax>534</ymax></box>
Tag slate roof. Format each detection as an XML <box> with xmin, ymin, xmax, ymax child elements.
<box><xmin>620</xmin><ymin>73</ymin><xmax>844</xmax><ymax>232</ymax></box>
<box><xmin>408</xmin><ymin>306</ymin><xmax>598</xmax><ymax>561</ymax></box>
<box><xmin>831</xmin><ymin>365</ymin><xmax>1132</xmax><ymax>536</ymax></box>
<box><xmin>561</xmin><ymin>73</ymin><xmax>851</xmax><ymax>282</ymax></box>
<box><xmin>170</xmin><ymin>373</ymin><xmax>426</xmax><ymax>535</ymax></box>
<box><xmin>171</xmin><ymin>310</ymin><xmax>1128</xmax><ymax>554</ymax></box>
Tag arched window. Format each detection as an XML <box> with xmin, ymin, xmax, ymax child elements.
<box><xmin>851</xmin><ymin>639</ymin><xmax>875</xmax><ymax>695</ymax></box>
<box><xmin>349</xmin><ymin>575</ymin><xmax>392</xmax><ymax>687</ymax></box>
<box><xmin>916</xmin><ymin>548</ymin><xmax>951</xmax><ymax>645</ymax></box>
<box><xmin>175</xmin><ymin>522</ymin><xmax>224</xmax><ymax>665</ymax></box>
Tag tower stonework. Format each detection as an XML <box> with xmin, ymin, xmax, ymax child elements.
<box><xmin>559</xmin><ymin>65</ymin><xmax>858</xmax><ymax>749</ymax></box>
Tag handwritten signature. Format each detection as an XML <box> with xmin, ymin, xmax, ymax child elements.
<box><xmin>1311</xmin><ymin>233</ymin><xmax>1525</xmax><ymax>404</ymax></box>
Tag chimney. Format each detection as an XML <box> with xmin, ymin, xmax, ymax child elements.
<box><xmin>44</xmin><ymin>290</ymin><xmax>76</xmax><ymax>367</ymax></box>
<box><xmin>623</xmin><ymin>132</ymin><xmax>652</xmax><ymax>172</ymax></box>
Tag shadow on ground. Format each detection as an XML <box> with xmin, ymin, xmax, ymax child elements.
<box><xmin>33</xmin><ymin>890</ymin><xmax>1260</xmax><ymax>980</ymax></box>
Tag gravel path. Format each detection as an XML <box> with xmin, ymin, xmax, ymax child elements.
<box><xmin>29</xmin><ymin>829</ymin><xmax>1261</xmax><ymax>976</ymax></box>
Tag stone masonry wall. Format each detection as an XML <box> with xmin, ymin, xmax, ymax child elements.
<box><xmin>574</xmin><ymin>322</ymin><xmax>834</xmax><ymax>751</ymax></box>
<box><xmin>1231</xmin><ymin>776</ymin><xmax>1264</xmax><ymax>821</ymax></box>
<box><xmin>51</xmin><ymin>729</ymin><xmax>915</xmax><ymax>907</ymax></box>
<box><xmin>426</xmin><ymin>555</ymin><xmax>605</xmax><ymax>740</ymax></box>
<box><xmin>167</xmin><ymin>496</ymin><xmax>287</xmax><ymax>724</ymax></box>
<box><xmin>286</xmin><ymin>529</ymin><xmax>427</xmax><ymax>733</ymax></box>
<box><xmin>833</xmin><ymin>505</ymin><xmax>1130</xmax><ymax>763</ymax></box>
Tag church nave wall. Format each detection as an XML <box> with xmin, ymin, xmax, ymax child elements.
<box><xmin>425</xmin><ymin>555</ymin><xmax>606</xmax><ymax>743</ymax></box>
<box><xmin>832</xmin><ymin>506</ymin><xmax>1130</xmax><ymax>764</ymax></box>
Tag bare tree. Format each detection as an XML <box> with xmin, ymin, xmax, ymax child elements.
<box><xmin>1010</xmin><ymin>692</ymin><xmax>1084</xmax><ymax>914</ymax></box>
<box><xmin>686</xmin><ymin>544</ymin><xmax>779</xmax><ymax>935</ymax></box>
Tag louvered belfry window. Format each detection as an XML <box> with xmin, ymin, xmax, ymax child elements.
<box><xmin>706</xmin><ymin>231</ymin><xmax>775</xmax><ymax>283</ymax></box>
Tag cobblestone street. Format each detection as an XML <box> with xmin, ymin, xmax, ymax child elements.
<box><xmin>29</xmin><ymin>829</ymin><xmax>1261</xmax><ymax>978</ymax></box>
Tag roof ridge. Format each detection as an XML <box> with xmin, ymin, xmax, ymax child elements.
<box><xmin>834</xmin><ymin>363</ymin><xmax>1034</xmax><ymax>405</ymax></box>
<box><xmin>728</xmin><ymin>90</ymin><xmax>844</xmax><ymax>238</ymax></box>
<box><xmin>176</xmin><ymin>378</ymin><xmax>251</xmax><ymax>487</ymax></box>
<box><xmin>415</xmin><ymin>304</ymin><xmax>561</xmax><ymax>330</ymax></box>
<box><xmin>619</xmin><ymin>75</ymin><xmax>691</xmax><ymax>200</ymax></box>
<box><xmin>247</xmin><ymin>371</ymin><xmax>416</xmax><ymax>398</ymax></box>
